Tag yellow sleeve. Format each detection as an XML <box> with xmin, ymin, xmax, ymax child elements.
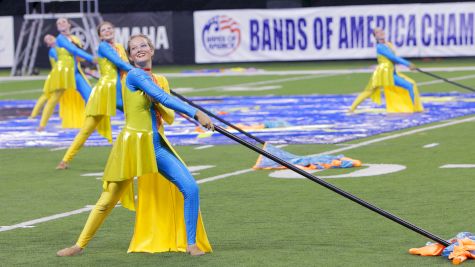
<box><xmin>155</xmin><ymin>75</ymin><xmax>175</xmax><ymax>125</ymax></box>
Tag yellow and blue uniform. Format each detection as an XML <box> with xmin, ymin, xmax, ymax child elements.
<box><xmin>61</xmin><ymin>41</ymin><xmax>132</xmax><ymax>164</ymax></box>
<box><xmin>350</xmin><ymin>42</ymin><xmax>424</xmax><ymax>113</ymax></box>
<box><xmin>39</xmin><ymin>34</ymin><xmax>94</xmax><ymax>129</ymax></box>
<box><xmin>29</xmin><ymin>47</ymin><xmax>58</xmax><ymax>119</ymax></box>
<box><xmin>75</xmin><ymin>68</ymin><xmax>212</xmax><ymax>253</ymax></box>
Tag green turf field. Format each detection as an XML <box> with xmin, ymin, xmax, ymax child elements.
<box><xmin>0</xmin><ymin>59</ymin><xmax>474</xmax><ymax>266</ymax></box>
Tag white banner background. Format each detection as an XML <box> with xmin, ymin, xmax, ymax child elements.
<box><xmin>0</xmin><ymin>16</ymin><xmax>14</xmax><ymax>67</ymax></box>
<box><xmin>194</xmin><ymin>3</ymin><xmax>475</xmax><ymax>63</ymax></box>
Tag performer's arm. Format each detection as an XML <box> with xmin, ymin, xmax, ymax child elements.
<box><xmin>98</xmin><ymin>42</ymin><xmax>133</xmax><ymax>72</ymax></box>
<box><xmin>57</xmin><ymin>34</ymin><xmax>94</xmax><ymax>62</ymax></box>
<box><xmin>48</xmin><ymin>48</ymin><xmax>58</xmax><ymax>67</ymax></box>
<box><xmin>377</xmin><ymin>44</ymin><xmax>411</xmax><ymax>67</ymax></box>
<box><xmin>126</xmin><ymin>68</ymin><xmax>197</xmax><ymax>118</ymax></box>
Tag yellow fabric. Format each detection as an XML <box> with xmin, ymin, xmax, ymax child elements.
<box><xmin>39</xmin><ymin>90</ymin><xmax>63</xmax><ymax>127</ymax></box>
<box><xmin>76</xmin><ymin>179</ymin><xmax>132</xmax><ymax>248</ymax></box>
<box><xmin>128</xmin><ymin>174</ymin><xmax>212</xmax><ymax>253</ymax></box>
<box><xmin>100</xmin><ymin>73</ymin><xmax>211</xmax><ymax>252</ymax></box>
<box><xmin>62</xmin><ymin>115</ymin><xmax>105</xmax><ymax>163</ymax></box>
<box><xmin>29</xmin><ymin>94</ymin><xmax>49</xmax><ymax>118</ymax></box>
<box><xmin>50</xmin><ymin>44</ymin><xmax>76</xmax><ymax>93</ymax></box>
<box><xmin>352</xmin><ymin>42</ymin><xmax>423</xmax><ymax>113</ymax></box>
<box><xmin>86</xmin><ymin>43</ymin><xmax>127</xmax><ymax>117</ymax></box>
<box><xmin>59</xmin><ymin>88</ymin><xmax>86</xmax><ymax>128</ymax></box>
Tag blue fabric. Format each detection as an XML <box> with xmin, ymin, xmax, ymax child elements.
<box><xmin>393</xmin><ymin>74</ymin><xmax>415</xmax><ymax>103</ymax></box>
<box><xmin>97</xmin><ymin>41</ymin><xmax>133</xmax><ymax>111</ymax></box>
<box><xmin>150</xmin><ymin>107</ymin><xmax>199</xmax><ymax>245</ymax></box>
<box><xmin>3</xmin><ymin>93</ymin><xmax>475</xmax><ymax>148</ymax></box>
<box><xmin>75</xmin><ymin>71</ymin><xmax>91</xmax><ymax>101</ymax></box>
<box><xmin>377</xmin><ymin>43</ymin><xmax>411</xmax><ymax>67</ymax></box>
<box><xmin>56</xmin><ymin>34</ymin><xmax>94</xmax><ymax>62</ymax></box>
<box><xmin>126</xmin><ymin>68</ymin><xmax>197</xmax><ymax>118</ymax></box>
<box><xmin>48</xmin><ymin>47</ymin><xmax>58</xmax><ymax>62</ymax></box>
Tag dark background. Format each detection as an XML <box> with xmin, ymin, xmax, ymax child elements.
<box><xmin>0</xmin><ymin>0</ymin><xmax>471</xmax><ymax>15</ymax></box>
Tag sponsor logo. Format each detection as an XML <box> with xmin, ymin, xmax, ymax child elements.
<box><xmin>202</xmin><ymin>15</ymin><xmax>240</xmax><ymax>56</ymax></box>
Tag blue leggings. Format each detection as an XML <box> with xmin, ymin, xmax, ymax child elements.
<box><xmin>394</xmin><ymin>74</ymin><xmax>415</xmax><ymax>103</ymax></box>
<box><xmin>154</xmin><ymin>136</ymin><xmax>200</xmax><ymax>245</ymax></box>
<box><xmin>75</xmin><ymin>72</ymin><xmax>92</xmax><ymax>101</ymax></box>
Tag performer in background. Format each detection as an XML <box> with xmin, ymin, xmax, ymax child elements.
<box><xmin>349</xmin><ymin>28</ymin><xmax>424</xmax><ymax>113</ymax></box>
<box><xmin>56</xmin><ymin>21</ymin><xmax>132</xmax><ymax>170</ymax></box>
<box><xmin>29</xmin><ymin>34</ymin><xmax>57</xmax><ymax>120</ymax></box>
<box><xmin>37</xmin><ymin>17</ymin><xmax>96</xmax><ymax>131</ymax></box>
<box><xmin>56</xmin><ymin>34</ymin><xmax>213</xmax><ymax>257</ymax></box>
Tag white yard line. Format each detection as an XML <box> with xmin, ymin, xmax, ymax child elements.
<box><xmin>190</xmin><ymin>73</ymin><xmax>339</xmax><ymax>93</ymax></box>
<box><xmin>2</xmin><ymin>66</ymin><xmax>475</xmax><ymax>81</ymax></box>
<box><xmin>194</xmin><ymin>145</ymin><xmax>214</xmax><ymax>150</ymax></box>
<box><xmin>418</xmin><ymin>74</ymin><xmax>475</xmax><ymax>86</ymax></box>
<box><xmin>1</xmin><ymin>116</ymin><xmax>474</xmax><ymax>232</ymax></box>
<box><xmin>49</xmin><ymin>146</ymin><xmax>69</xmax><ymax>151</ymax></box>
<box><xmin>0</xmin><ymin>89</ymin><xmax>42</xmax><ymax>96</ymax></box>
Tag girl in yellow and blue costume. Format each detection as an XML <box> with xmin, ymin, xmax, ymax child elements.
<box><xmin>57</xmin><ymin>34</ymin><xmax>214</xmax><ymax>257</ymax></box>
<box><xmin>349</xmin><ymin>28</ymin><xmax>423</xmax><ymax>113</ymax></box>
<box><xmin>57</xmin><ymin>22</ymin><xmax>132</xmax><ymax>169</ymax></box>
<box><xmin>29</xmin><ymin>35</ymin><xmax>57</xmax><ymax>119</ymax></box>
<box><xmin>38</xmin><ymin>18</ymin><xmax>95</xmax><ymax>130</ymax></box>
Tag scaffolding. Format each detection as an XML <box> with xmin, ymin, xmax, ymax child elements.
<box><xmin>11</xmin><ymin>0</ymin><xmax>102</xmax><ymax>76</ymax></box>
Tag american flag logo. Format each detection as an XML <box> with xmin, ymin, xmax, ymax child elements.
<box><xmin>202</xmin><ymin>15</ymin><xmax>241</xmax><ymax>57</ymax></box>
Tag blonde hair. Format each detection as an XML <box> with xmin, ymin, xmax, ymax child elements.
<box><xmin>127</xmin><ymin>34</ymin><xmax>155</xmax><ymax>56</ymax></box>
<box><xmin>97</xmin><ymin>21</ymin><xmax>114</xmax><ymax>36</ymax></box>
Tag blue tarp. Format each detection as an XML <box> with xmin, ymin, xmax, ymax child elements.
<box><xmin>1</xmin><ymin>92</ymin><xmax>475</xmax><ymax>149</ymax></box>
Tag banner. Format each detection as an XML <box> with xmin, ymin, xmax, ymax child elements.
<box><xmin>103</xmin><ymin>12</ymin><xmax>173</xmax><ymax>64</ymax></box>
<box><xmin>194</xmin><ymin>3</ymin><xmax>475</xmax><ymax>63</ymax></box>
<box><xmin>0</xmin><ymin>16</ymin><xmax>14</xmax><ymax>67</ymax></box>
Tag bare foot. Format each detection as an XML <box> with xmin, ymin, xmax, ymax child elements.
<box><xmin>186</xmin><ymin>244</ymin><xmax>205</xmax><ymax>256</ymax></box>
<box><xmin>56</xmin><ymin>161</ymin><xmax>69</xmax><ymax>170</ymax></box>
<box><xmin>56</xmin><ymin>245</ymin><xmax>83</xmax><ymax>257</ymax></box>
<box><xmin>37</xmin><ymin>126</ymin><xmax>45</xmax><ymax>132</ymax></box>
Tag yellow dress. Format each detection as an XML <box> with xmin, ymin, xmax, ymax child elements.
<box><xmin>367</xmin><ymin>42</ymin><xmax>423</xmax><ymax>113</ymax></box>
<box><xmin>102</xmin><ymin>73</ymin><xmax>212</xmax><ymax>253</ymax></box>
<box><xmin>84</xmin><ymin>43</ymin><xmax>129</xmax><ymax>141</ymax></box>
<box><xmin>54</xmin><ymin>35</ymin><xmax>89</xmax><ymax>128</ymax></box>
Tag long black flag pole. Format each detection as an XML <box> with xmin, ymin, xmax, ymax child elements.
<box><xmin>212</xmin><ymin>124</ymin><xmax>450</xmax><ymax>247</ymax></box>
<box><xmin>171</xmin><ymin>90</ymin><xmax>266</xmax><ymax>144</ymax></box>
<box><xmin>416</xmin><ymin>68</ymin><xmax>475</xmax><ymax>93</ymax></box>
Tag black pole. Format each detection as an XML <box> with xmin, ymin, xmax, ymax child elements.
<box><xmin>171</xmin><ymin>90</ymin><xmax>266</xmax><ymax>144</ymax></box>
<box><xmin>213</xmin><ymin>125</ymin><xmax>450</xmax><ymax>247</ymax></box>
<box><xmin>416</xmin><ymin>68</ymin><xmax>475</xmax><ymax>93</ymax></box>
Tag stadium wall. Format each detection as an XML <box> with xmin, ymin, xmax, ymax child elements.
<box><xmin>194</xmin><ymin>2</ymin><xmax>475</xmax><ymax>63</ymax></box>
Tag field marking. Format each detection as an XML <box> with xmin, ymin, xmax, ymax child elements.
<box><xmin>2</xmin><ymin>66</ymin><xmax>475</xmax><ymax>81</ymax></box>
<box><xmin>1</xmin><ymin>115</ymin><xmax>474</xmax><ymax>232</ymax></box>
<box><xmin>423</xmin><ymin>143</ymin><xmax>439</xmax><ymax>148</ymax></box>
<box><xmin>194</xmin><ymin>145</ymin><xmax>214</xmax><ymax>150</ymax></box>
<box><xmin>3</xmin><ymin>72</ymin><xmax>475</xmax><ymax>96</ymax></box>
<box><xmin>418</xmin><ymin>74</ymin><xmax>475</xmax><ymax>87</ymax></box>
<box><xmin>440</xmin><ymin>164</ymin><xmax>475</xmax><ymax>168</ymax></box>
<box><xmin>269</xmin><ymin>164</ymin><xmax>406</xmax><ymax>179</ymax></box>
<box><xmin>191</xmin><ymin>73</ymin><xmax>339</xmax><ymax>93</ymax></box>
<box><xmin>0</xmin><ymin>88</ymin><xmax>42</xmax><ymax>96</ymax></box>
<box><xmin>49</xmin><ymin>146</ymin><xmax>68</xmax><ymax>151</ymax></box>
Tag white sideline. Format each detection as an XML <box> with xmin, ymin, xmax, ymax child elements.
<box><xmin>2</xmin><ymin>66</ymin><xmax>475</xmax><ymax>81</ymax></box>
<box><xmin>1</xmin><ymin>115</ymin><xmax>473</xmax><ymax>232</ymax></box>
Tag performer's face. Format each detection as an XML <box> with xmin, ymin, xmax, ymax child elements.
<box><xmin>99</xmin><ymin>23</ymin><xmax>114</xmax><ymax>42</ymax></box>
<box><xmin>56</xmin><ymin>18</ymin><xmax>71</xmax><ymax>33</ymax></box>
<box><xmin>373</xmin><ymin>28</ymin><xmax>385</xmax><ymax>43</ymax></box>
<box><xmin>128</xmin><ymin>37</ymin><xmax>154</xmax><ymax>66</ymax></box>
<box><xmin>44</xmin><ymin>35</ymin><xmax>56</xmax><ymax>47</ymax></box>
